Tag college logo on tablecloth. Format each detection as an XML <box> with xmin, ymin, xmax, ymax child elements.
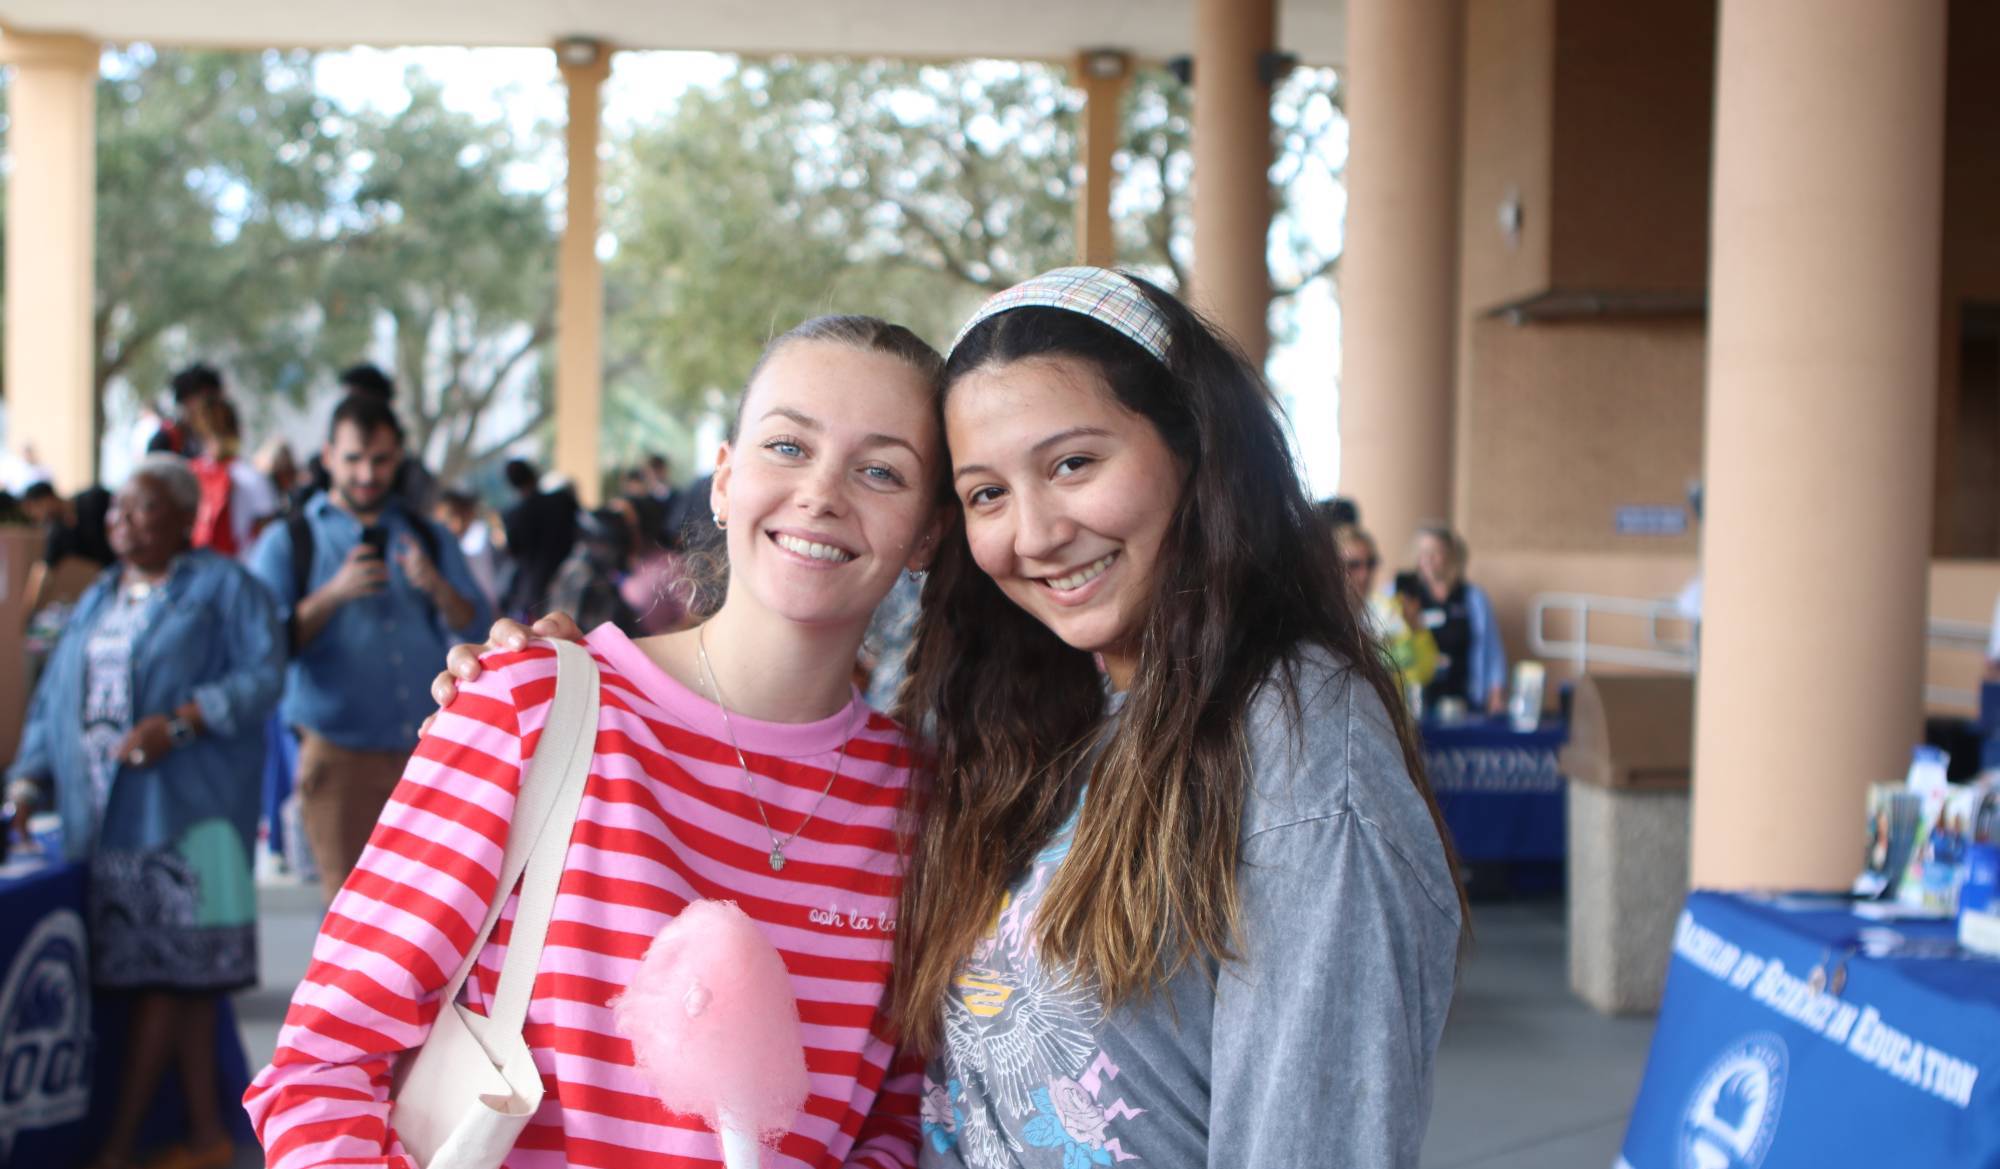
<box><xmin>0</xmin><ymin>908</ymin><xmax>92</xmax><ymax>1161</ymax></box>
<box><xmin>1679</xmin><ymin>1033</ymin><xmax>1787</xmax><ymax>1169</ymax></box>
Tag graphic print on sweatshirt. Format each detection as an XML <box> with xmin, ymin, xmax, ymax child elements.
<box><xmin>922</xmin><ymin>812</ymin><xmax>1149</xmax><ymax>1168</ymax></box>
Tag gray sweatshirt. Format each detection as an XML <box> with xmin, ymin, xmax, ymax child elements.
<box><xmin>918</xmin><ymin>648</ymin><xmax>1462</xmax><ymax>1168</ymax></box>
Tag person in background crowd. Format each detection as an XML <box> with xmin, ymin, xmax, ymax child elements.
<box><xmin>294</xmin><ymin>365</ymin><xmax>437</xmax><ymax>514</ymax></box>
<box><xmin>660</xmin><ymin>466</ymin><xmax>714</xmax><ymax>551</ymax></box>
<box><xmin>1336</xmin><ymin>522</ymin><xmax>1438</xmax><ymax>696</ymax></box>
<box><xmin>1985</xmin><ymin>593</ymin><xmax>2000</xmax><ymax>681</ymax></box>
<box><xmin>1</xmin><ymin>443</ymin><xmax>54</xmax><ymax>494</ymax></box>
<box><xmin>253</xmin><ymin>439</ymin><xmax>300</xmax><ymax>503</ymax></box>
<box><xmin>1320</xmin><ymin>495</ymin><xmax>1361</xmax><ymax>529</ymax></box>
<box><xmin>611</xmin><ymin>491</ymin><xmax>692</xmax><ymax>634</ymax></box>
<box><xmin>433</xmin><ymin>487</ymin><xmax>504</xmax><ymax>612</ymax></box>
<box><xmin>145</xmin><ymin>363</ymin><xmax>225</xmax><ymax>458</ymax></box>
<box><xmin>548</xmin><ymin>504</ymin><xmax>640</xmax><ymax>635</ymax></box>
<box><xmin>19</xmin><ymin>479</ymin><xmax>116</xmax><ymax>629</ymax></box>
<box><xmin>498</xmin><ymin>457</ymin><xmax>577</xmax><ymax>617</ymax></box>
<box><xmin>644</xmin><ymin>450</ymin><xmax>684</xmax><ymax>528</ymax></box>
<box><xmin>860</xmin><ymin>571</ymin><xmax>922</xmax><ymax>711</ymax></box>
<box><xmin>1412</xmin><ymin>524</ymin><xmax>1508</xmax><ymax>715</ymax></box>
<box><xmin>337</xmin><ymin>362</ymin><xmax>436</xmax><ymax>513</ymax></box>
<box><xmin>7</xmin><ymin>454</ymin><xmax>284</xmax><ymax>1169</ymax></box>
<box><xmin>248</xmin><ymin>396</ymin><xmax>489</xmax><ymax>900</ymax></box>
<box><xmin>618</xmin><ymin>466</ymin><xmax>651</xmax><ymax>498</ymax></box>
<box><xmin>1675</xmin><ymin>479</ymin><xmax>1705</xmax><ymax>625</ymax></box>
<box><xmin>642</xmin><ymin>450</ymin><xmax>674</xmax><ymax>498</ymax></box>
<box><xmin>188</xmin><ymin>396</ymin><xmax>279</xmax><ymax>560</ymax></box>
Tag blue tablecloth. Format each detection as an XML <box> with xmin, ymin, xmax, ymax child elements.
<box><xmin>1421</xmin><ymin>717</ymin><xmax>1568</xmax><ymax>862</ymax></box>
<box><xmin>1620</xmin><ymin>891</ymin><xmax>2000</xmax><ymax>1169</ymax></box>
<box><xmin>0</xmin><ymin>835</ymin><xmax>254</xmax><ymax>1169</ymax></box>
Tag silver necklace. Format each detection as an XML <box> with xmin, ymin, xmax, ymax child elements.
<box><xmin>695</xmin><ymin>624</ymin><xmax>858</xmax><ymax>872</ymax></box>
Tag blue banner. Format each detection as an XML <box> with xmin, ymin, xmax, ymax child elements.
<box><xmin>0</xmin><ymin>849</ymin><xmax>94</xmax><ymax>1169</ymax></box>
<box><xmin>1620</xmin><ymin>892</ymin><xmax>2000</xmax><ymax>1169</ymax></box>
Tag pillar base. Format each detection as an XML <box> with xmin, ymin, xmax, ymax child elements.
<box><xmin>1567</xmin><ymin>780</ymin><xmax>1689</xmax><ymax>1015</ymax></box>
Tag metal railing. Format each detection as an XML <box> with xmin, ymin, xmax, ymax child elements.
<box><xmin>1528</xmin><ymin>593</ymin><xmax>1698</xmax><ymax>675</ymax></box>
<box><xmin>1528</xmin><ymin>593</ymin><xmax>1993</xmax><ymax>711</ymax></box>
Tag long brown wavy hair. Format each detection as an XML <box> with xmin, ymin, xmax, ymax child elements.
<box><xmin>889</xmin><ymin>275</ymin><xmax>1466</xmax><ymax>1053</ymax></box>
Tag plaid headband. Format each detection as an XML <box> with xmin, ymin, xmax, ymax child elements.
<box><xmin>952</xmin><ymin>266</ymin><xmax>1172</xmax><ymax>364</ymax></box>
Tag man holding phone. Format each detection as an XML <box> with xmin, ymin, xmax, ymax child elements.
<box><xmin>250</xmin><ymin>394</ymin><xmax>490</xmax><ymax>899</ymax></box>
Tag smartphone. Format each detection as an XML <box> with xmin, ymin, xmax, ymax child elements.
<box><xmin>359</xmin><ymin>525</ymin><xmax>390</xmax><ymax>559</ymax></box>
<box><xmin>1393</xmin><ymin>571</ymin><xmax>1422</xmax><ymax>599</ymax></box>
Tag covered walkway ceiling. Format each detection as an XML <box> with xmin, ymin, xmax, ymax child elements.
<box><xmin>0</xmin><ymin>0</ymin><xmax>1346</xmax><ymax>65</ymax></box>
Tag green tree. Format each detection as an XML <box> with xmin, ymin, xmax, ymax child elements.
<box><xmin>317</xmin><ymin>76</ymin><xmax>559</xmax><ymax>485</ymax></box>
<box><xmin>89</xmin><ymin>48</ymin><xmax>348</xmax><ymax>414</ymax></box>
<box><xmin>602</xmin><ymin>56</ymin><xmax>1346</xmax><ymax>424</ymax></box>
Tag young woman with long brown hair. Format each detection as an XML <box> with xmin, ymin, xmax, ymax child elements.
<box><xmin>435</xmin><ymin>269</ymin><xmax>1464</xmax><ymax>1167</ymax></box>
<box><xmin>887</xmin><ymin>267</ymin><xmax>1463</xmax><ymax>1168</ymax></box>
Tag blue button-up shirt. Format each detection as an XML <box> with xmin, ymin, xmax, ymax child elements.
<box><xmin>249</xmin><ymin>493</ymin><xmax>491</xmax><ymax>752</ymax></box>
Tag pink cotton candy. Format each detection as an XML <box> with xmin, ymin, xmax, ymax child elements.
<box><xmin>610</xmin><ymin>900</ymin><xmax>811</xmax><ymax>1150</ymax></box>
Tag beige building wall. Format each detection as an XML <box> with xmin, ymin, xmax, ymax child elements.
<box><xmin>1457</xmin><ymin>0</ymin><xmax>1553</xmax><ymax>315</ymax></box>
<box><xmin>1545</xmin><ymin>0</ymin><xmax>1713</xmax><ymax>296</ymax></box>
<box><xmin>1459</xmin><ymin>316</ymin><xmax>1704</xmax><ymax>556</ymax></box>
<box><xmin>1446</xmin><ymin>0</ymin><xmax>1995</xmax><ymax>744</ymax></box>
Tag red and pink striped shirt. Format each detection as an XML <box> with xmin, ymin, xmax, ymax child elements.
<box><xmin>245</xmin><ymin>626</ymin><xmax>922</xmax><ymax>1169</ymax></box>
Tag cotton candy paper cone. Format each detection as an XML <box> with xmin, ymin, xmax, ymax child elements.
<box><xmin>610</xmin><ymin>900</ymin><xmax>810</xmax><ymax>1168</ymax></box>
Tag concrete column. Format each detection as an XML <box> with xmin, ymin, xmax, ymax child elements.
<box><xmin>1</xmin><ymin>31</ymin><xmax>98</xmax><ymax>493</ymax></box>
<box><xmin>1072</xmin><ymin>51</ymin><xmax>1130</xmax><ymax>268</ymax></box>
<box><xmin>1692</xmin><ymin>0</ymin><xmax>1946</xmax><ymax>890</ymax></box>
<box><xmin>1189</xmin><ymin>0</ymin><xmax>1275</xmax><ymax>366</ymax></box>
<box><xmin>1337</xmin><ymin>0</ymin><xmax>1462</xmax><ymax>558</ymax></box>
<box><xmin>555</xmin><ymin>42</ymin><xmax>611</xmax><ymax>506</ymax></box>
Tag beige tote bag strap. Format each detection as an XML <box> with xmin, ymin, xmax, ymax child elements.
<box><xmin>436</xmin><ymin>639</ymin><xmax>601</xmax><ymax>1015</ymax></box>
<box><xmin>487</xmin><ymin>641</ymin><xmax>599</xmax><ymax>1027</ymax></box>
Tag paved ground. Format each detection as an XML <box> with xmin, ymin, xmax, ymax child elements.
<box><xmin>229</xmin><ymin>884</ymin><xmax>1656</xmax><ymax>1169</ymax></box>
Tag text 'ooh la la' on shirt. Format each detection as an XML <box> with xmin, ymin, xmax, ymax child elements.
<box><xmin>919</xmin><ymin>647</ymin><xmax>1462</xmax><ymax>1169</ymax></box>
<box><xmin>245</xmin><ymin>624</ymin><xmax>924</xmax><ymax>1169</ymax></box>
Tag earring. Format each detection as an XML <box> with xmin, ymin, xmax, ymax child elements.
<box><xmin>712</xmin><ymin>513</ymin><xmax>727</xmax><ymax>530</ymax></box>
<box><xmin>907</xmin><ymin>568</ymin><xmax>928</xmax><ymax>584</ymax></box>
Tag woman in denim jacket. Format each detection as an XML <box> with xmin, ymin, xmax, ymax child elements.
<box><xmin>6</xmin><ymin>453</ymin><xmax>284</xmax><ymax>1169</ymax></box>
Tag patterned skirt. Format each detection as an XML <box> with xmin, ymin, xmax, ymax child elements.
<box><xmin>89</xmin><ymin>818</ymin><xmax>258</xmax><ymax>992</ymax></box>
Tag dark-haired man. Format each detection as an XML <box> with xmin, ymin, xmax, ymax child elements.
<box><xmin>294</xmin><ymin>363</ymin><xmax>437</xmax><ymax>514</ymax></box>
<box><xmin>250</xmin><ymin>395</ymin><xmax>489</xmax><ymax>899</ymax></box>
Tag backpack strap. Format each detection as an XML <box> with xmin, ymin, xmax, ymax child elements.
<box><xmin>287</xmin><ymin>512</ymin><xmax>314</xmax><ymax>654</ymax></box>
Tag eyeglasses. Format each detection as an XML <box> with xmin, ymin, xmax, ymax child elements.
<box><xmin>1343</xmin><ymin>557</ymin><xmax>1379</xmax><ymax>572</ymax></box>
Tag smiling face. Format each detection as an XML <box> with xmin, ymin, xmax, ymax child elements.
<box><xmin>709</xmin><ymin>339</ymin><xmax>941</xmax><ymax>632</ymax></box>
<box><xmin>946</xmin><ymin>355</ymin><xmax>1183</xmax><ymax>689</ymax></box>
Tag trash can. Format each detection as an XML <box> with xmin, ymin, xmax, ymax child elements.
<box><xmin>1559</xmin><ymin>674</ymin><xmax>1694</xmax><ymax>1014</ymax></box>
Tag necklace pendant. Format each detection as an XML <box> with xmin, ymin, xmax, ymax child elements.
<box><xmin>769</xmin><ymin>846</ymin><xmax>787</xmax><ymax>872</ymax></box>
